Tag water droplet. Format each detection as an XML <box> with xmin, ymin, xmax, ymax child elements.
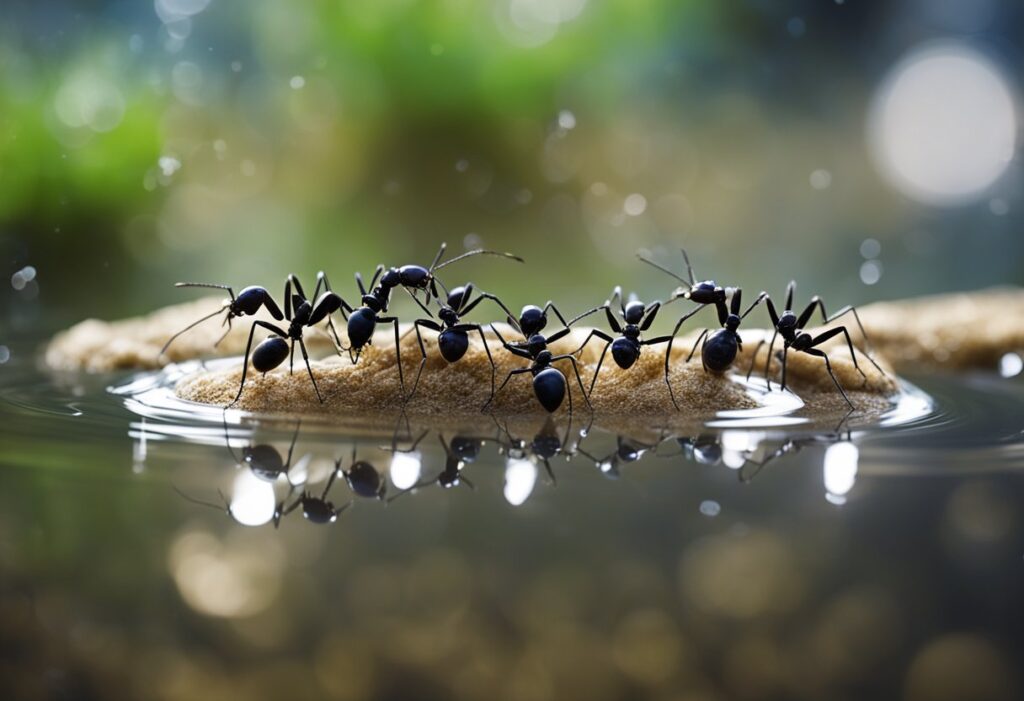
<box><xmin>860</xmin><ymin>260</ymin><xmax>882</xmax><ymax>285</ymax></box>
<box><xmin>809</xmin><ymin>169</ymin><xmax>832</xmax><ymax>190</ymax></box>
<box><xmin>999</xmin><ymin>352</ymin><xmax>1023</xmax><ymax>378</ymax></box>
<box><xmin>699</xmin><ymin>500</ymin><xmax>721</xmax><ymax>517</ymax></box>
<box><xmin>158</xmin><ymin>155</ymin><xmax>181</xmax><ymax>177</ymax></box>
<box><xmin>557</xmin><ymin>109</ymin><xmax>576</xmax><ymax>130</ymax></box>
<box><xmin>289</xmin><ymin>75</ymin><xmax>305</xmax><ymax>90</ymax></box>
<box><xmin>860</xmin><ymin>238</ymin><xmax>881</xmax><ymax>259</ymax></box>
<box><xmin>623</xmin><ymin>193</ymin><xmax>647</xmax><ymax>216</ymax></box>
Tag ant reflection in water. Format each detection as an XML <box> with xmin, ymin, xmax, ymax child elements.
<box><xmin>577</xmin><ymin>432</ymin><xmax>662</xmax><ymax>479</ymax></box>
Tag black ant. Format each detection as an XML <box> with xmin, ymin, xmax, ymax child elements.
<box><xmin>684</xmin><ymin>287</ymin><xmax>766</xmax><ymax>376</ymax></box>
<box><xmin>486</xmin><ymin>303</ymin><xmax>591</xmax><ymax>414</ymax></box>
<box><xmin>387</xmin><ymin>434</ymin><xmax>479</xmax><ymax>502</ymax></box>
<box><xmin>495</xmin><ymin>416</ymin><xmax>578</xmax><ymax>485</ymax></box>
<box><xmin>345</xmin><ymin>244</ymin><xmax>521</xmax><ymax>400</ymax></box>
<box><xmin>750</xmin><ymin>281</ymin><xmax>888</xmax><ymax>409</ymax></box>
<box><xmin>341</xmin><ymin>425</ymin><xmax>428</xmax><ymax>500</ymax></box>
<box><xmin>279</xmin><ymin>466</ymin><xmax>352</xmax><ymax>524</ymax></box>
<box><xmin>577</xmin><ymin>432</ymin><xmax>660</xmax><ymax>479</ymax></box>
<box><xmin>634</xmin><ymin>248</ymin><xmax>757</xmax><ymax>407</ymax></box>
<box><xmin>223</xmin><ymin>415</ymin><xmax>301</xmax><ymax>483</ymax></box>
<box><xmin>160</xmin><ymin>281</ymin><xmax>284</xmax><ymax>358</ymax></box>
<box><xmin>568</xmin><ymin>286</ymin><xmax>682</xmax><ymax>396</ymax></box>
<box><xmin>231</xmin><ymin>272</ymin><xmax>347</xmax><ymax>405</ymax></box>
<box><xmin>405</xmin><ymin>282</ymin><xmax>519</xmax><ymax>405</ymax></box>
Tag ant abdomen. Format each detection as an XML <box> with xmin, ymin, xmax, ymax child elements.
<box><xmin>252</xmin><ymin>336</ymin><xmax>289</xmax><ymax>373</ymax></box>
<box><xmin>703</xmin><ymin>330</ymin><xmax>739</xmax><ymax>373</ymax></box>
<box><xmin>438</xmin><ymin>329</ymin><xmax>470</xmax><ymax>362</ymax></box>
<box><xmin>533</xmin><ymin>367</ymin><xmax>567</xmax><ymax>412</ymax></box>
<box><xmin>611</xmin><ymin>338</ymin><xmax>641</xmax><ymax>369</ymax></box>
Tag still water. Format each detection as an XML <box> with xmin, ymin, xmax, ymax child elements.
<box><xmin>2</xmin><ymin>341</ymin><xmax>1023</xmax><ymax>701</ymax></box>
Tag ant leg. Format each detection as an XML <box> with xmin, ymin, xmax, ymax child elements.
<box><xmin>289</xmin><ymin>340</ymin><xmax>296</xmax><ymax>375</ymax></box>
<box><xmin>826</xmin><ymin>305</ymin><xmax>888</xmax><ymax>378</ymax></box>
<box><xmin>284</xmin><ymin>420</ymin><xmax>301</xmax><ymax>471</ymax></box>
<box><xmin>542</xmin><ymin>458</ymin><xmax>556</xmax><ymax>487</ymax></box>
<box><xmin>464</xmin><ymin>324</ymin><xmax>497</xmax><ymax>409</ymax></box>
<box><xmin>784</xmin><ymin>280</ymin><xmax>796</xmax><ymax>311</ymax></box>
<box><xmin>639</xmin><ymin>302</ymin><xmax>661</xmax><ymax>331</ymax></box>
<box><xmin>459</xmin><ymin>291</ymin><xmax>518</xmax><ymax>327</ymax></box>
<box><xmin>406</xmin><ymin>320</ymin><xmax>434</xmax><ymax>404</ymax></box>
<box><xmin>803</xmin><ymin>347</ymin><xmax>855</xmax><ymax>409</ymax></box>
<box><xmin>796</xmin><ymin>296</ymin><xmax>827</xmax><ymax>329</ymax></box>
<box><xmin>685</xmin><ymin>329</ymin><xmax>710</xmax><ymax>364</ymax></box>
<box><xmin>572</xmin><ymin>330</ymin><xmax>613</xmax><ymax>395</ymax></box>
<box><xmin>484</xmin><ymin>367</ymin><xmax>533</xmax><ymax>410</ymax></box>
<box><xmin>230</xmin><ymin>320</ymin><xmax>288</xmax><ymax>406</ymax></box>
<box><xmin>213</xmin><ymin>315</ymin><xmax>233</xmax><ymax>349</ymax></box>
<box><xmin>298</xmin><ymin>338</ymin><xmax>323</xmax><ymax>403</ymax></box>
<box><xmin>550</xmin><ymin>354</ymin><xmax>592</xmax><ymax>411</ymax></box>
<box><xmin>542</xmin><ymin>301</ymin><xmax>572</xmax><ymax>329</ymax></box>
<box><xmin>401</xmin><ymin>285</ymin><xmax>436</xmax><ymax>318</ymax></box>
<box><xmin>745</xmin><ymin>338</ymin><xmax>766</xmax><ymax>381</ymax></box>
<box><xmin>489</xmin><ymin>324</ymin><xmax>534</xmax><ymax>359</ymax></box>
<box><xmin>379</xmin><ymin>316</ymin><xmax>406</xmax><ymax>399</ymax></box>
<box><xmin>809</xmin><ymin>326</ymin><xmax>868</xmax><ymax>385</ymax></box>
<box><xmin>780</xmin><ymin>345</ymin><xmax>790</xmax><ymax>393</ymax></box>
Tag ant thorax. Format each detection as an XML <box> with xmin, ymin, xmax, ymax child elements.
<box><xmin>687</xmin><ymin>281</ymin><xmax>721</xmax><ymax>301</ymax></box>
<box><xmin>380</xmin><ymin>269</ymin><xmax>401</xmax><ymax>288</ymax></box>
<box><xmin>362</xmin><ymin>292</ymin><xmax>385</xmax><ymax>312</ymax></box>
<box><xmin>526</xmin><ymin>334</ymin><xmax>548</xmax><ymax>356</ymax></box>
<box><xmin>778</xmin><ymin>312</ymin><xmax>798</xmax><ymax>332</ymax></box>
<box><xmin>534</xmin><ymin>348</ymin><xmax>553</xmax><ymax>365</ymax></box>
<box><xmin>623</xmin><ymin>325</ymin><xmax>641</xmax><ymax>340</ymax></box>
<box><xmin>439</xmin><ymin>308</ymin><xmax>459</xmax><ymax>326</ymax></box>
<box><xmin>725</xmin><ymin>314</ymin><xmax>741</xmax><ymax>332</ymax></box>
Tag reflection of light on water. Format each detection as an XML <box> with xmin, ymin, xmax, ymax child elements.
<box><xmin>699</xmin><ymin>500</ymin><xmax>721</xmax><ymax>517</ymax></box>
<box><xmin>721</xmin><ymin>430</ymin><xmax>765</xmax><ymax>469</ymax></box>
<box><xmin>390</xmin><ymin>451</ymin><xmax>422</xmax><ymax>490</ymax></box>
<box><xmin>229</xmin><ymin>470</ymin><xmax>277</xmax><ymax>526</ymax></box>
<box><xmin>168</xmin><ymin>530</ymin><xmax>283</xmax><ymax>618</ymax></box>
<box><xmin>998</xmin><ymin>352</ymin><xmax>1023</xmax><ymax>378</ymax></box>
<box><xmin>823</xmin><ymin>442</ymin><xmax>858</xmax><ymax>503</ymax></box>
<box><xmin>868</xmin><ymin>43</ymin><xmax>1016</xmax><ymax>206</ymax></box>
<box><xmin>504</xmin><ymin>458</ymin><xmax>538</xmax><ymax>506</ymax></box>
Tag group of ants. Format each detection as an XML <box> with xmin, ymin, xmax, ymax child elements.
<box><xmin>162</xmin><ymin>243</ymin><xmax>888</xmax><ymax>414</ymax></box>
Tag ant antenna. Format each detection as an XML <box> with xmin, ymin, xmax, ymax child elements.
<box><xmin>160</xmin><ymin>306</ymin><xmax>227</xmax><ymax>357</ymax></box>
<box><xmin>636</xmin><ymin>250</ymin><xmax>693</xmax><ymax>286</ymax></box>
<box><xmin>173</xmin><ymin>486</ymin><xmax>230</xmax><ymax>513</ymax></box>
<box><xmin>432</xmin><ymin>248</ymin><xmax>525</xmax><ymax>272</ymax></box>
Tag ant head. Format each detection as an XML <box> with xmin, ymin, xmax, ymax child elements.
<box><xmin>778</xmin><ymin>311</ymin><xmax>798</xmax><ymax>331</ymax></box>
<box><xmin>438</xmin><ymin>307</ymin><xmax>459</xmax><ymax>326</ymax></box>
<box><xmin>725</xmin><ymin>313</ymin><xmax>741</xmax><ymax>332</ymax></box>
<box><xmin>380</xmin><ymin>268</ymin><xmax>401</xmax><ymax>288</ymax></box>
<box><xmin>623</xmin><ymin>301</ymin><xmax>646</xmax><ymax>324</ymax></box>
<box><xmin>526</xmin><ymin>334</ymin><xmax>547</xmax><ymax>355</ymax></box>
<box><xmin>685</xmin><ymin>281</ymin><xmax>720</xmax><ymax>302</ymax></box>
<box><xmin>519</xmin><ymin>305</ymin><xmax>547</xmax><ymax>335</ymax></box>
<box><xmin>446</xmin><ymin>285</ymin><xmax>468</xmax><ymax>311</ymax></box>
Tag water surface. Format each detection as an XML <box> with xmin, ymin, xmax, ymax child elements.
<box><xmin>2</xmin><ymin>340</ymin><xmax>1023</xmax><ymax>701</ymax></box>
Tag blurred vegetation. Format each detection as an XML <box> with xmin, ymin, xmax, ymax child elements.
<box><xmin>0</xmin><ymin>0</ymin><xmax>1022</xmax><ymax>333</ymax></box>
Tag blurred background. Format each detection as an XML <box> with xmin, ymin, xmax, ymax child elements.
<box><xmin>2</xmin><ymin>0</ymin><xmax>1023</xmax><ymax>333</ymax></box>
